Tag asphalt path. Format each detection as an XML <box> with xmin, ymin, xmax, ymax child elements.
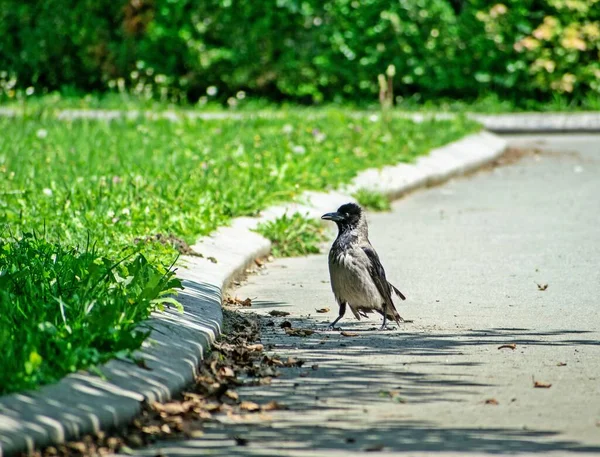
<box><xmin>124</xmin><ymin>135</ymin><xmax>600</xmax><ymax>456</ymax></box>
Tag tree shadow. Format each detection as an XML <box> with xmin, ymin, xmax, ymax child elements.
<box><xmin>134</xmin><ymin>300</ymin><xmax>600</xmax><ymax>456</ymax></box>
<box><xmin>140</xmin><ymin>422</ymin><xmax>600</xmax><ymax>456</ymax></box>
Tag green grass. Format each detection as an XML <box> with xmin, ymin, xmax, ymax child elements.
<box><xmin>0</xmin><ymin>109</ymin><xmax>477</xmax><ymax>393</ymax></box>
<box><xmin>3</xmin><ymin>90</ymin><xmax>600</xmax><ymax>115</ymax></box>
<box><xmin>353</xmin><ymin>189</ymin><xmax>391</xmax><ymax>212</ymax></box>
<box><xmin>0</xmin><ymin>91</ymin><xmax>277</xmax><ymax>114</ymax></box>
<box><xmin>255</xmin><ymin>213</ymin><xmax>328</xmax><ymax>257</ymax></box>
<box><xmin>0</xmin><ymin>233</ymin><xmax>181</xmax><ymax>395</ymax></box>
<box><xmin>0</xmin><ymin>111</ymin><xmax>478</xmax><ymax>254</ymax></box>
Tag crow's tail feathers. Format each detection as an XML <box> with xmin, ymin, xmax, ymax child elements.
<box><xmin>389</xmin><ymin>282</ymin><xmax>406</xmax><ymax>301</ymax></box>
<box><xmin>383</xmin><ymin>302</ymin><xmax>405</xmax><ymax>324</ymax></box>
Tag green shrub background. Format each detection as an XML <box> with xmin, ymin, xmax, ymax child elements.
<box><xmin>1</xmin><ymin>0</ymin><xmax>599</xmax><ymax>105</ymax></box>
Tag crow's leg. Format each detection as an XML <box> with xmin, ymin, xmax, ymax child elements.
<box><xmin>379</xmin><ymin>301</ymin><xmax>389</xmax><ymax>331</ymax></box>
<box><xmin>328</xmin><ymin>302</ymin><xmax>347</xmax><ymax>329</ymax></box>
<box><xmin>379</xmin><ymin>313</ymin><xmax>389</xmax><ymax>331</ymax></box>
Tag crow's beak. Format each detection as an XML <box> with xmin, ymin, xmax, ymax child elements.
<box><xmin>321</xmin><ymin>211</ymin><xmax>344</xmax><ymax>222</ymax></box>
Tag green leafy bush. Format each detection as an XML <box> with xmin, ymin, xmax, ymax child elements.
<box><xmin>1</xmin><ymin>1</ymin><xmax>599</xmax><ymax>106</ymax></box>
<box><xmin>465</xmin><ymin>0</ymin><xmax>600</xmax><ymax>101</ymax></box>
<box><xmin>0</xmin><ymin>233</ymin><xmax>182</xmax><ymax>395</ymax></box>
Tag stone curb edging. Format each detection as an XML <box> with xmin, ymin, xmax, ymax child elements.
<box><xmin>0</xmin><ymin>245</ymin><xmax>270</xmax><ymax>457</ymax></box>
<box><xmin>471</xmin><ymin>113</ymin><xmax>600</xmax><ymax>133</ymax></box>
<box><xmin>192</xmin><ymin>131</ymin><xmax>506</xmax><ymax>252</ymax></box>
<box><xmin>0</xmin><ymin>130</ymin><xmax>506</xmax><ymax>456</ymax></box>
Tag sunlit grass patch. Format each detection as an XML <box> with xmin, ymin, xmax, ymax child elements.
<box><xmin>256</xmin><ymin>213</ymin><xmax>327</xmax><ymax>257</ymax></box>
<box><xmin>0</xmin><ymin>109</ymin><xmax>478</xmax><ymax>392</ymax></box>
<box><xmin>353</xmin><ymin>189</ymin><xmax>391</xmax><ymax>212</ymax></box>
<box><xmin>0</xmin><ymin>112</ymin><xmax>478</xmax><ymax>256</ymax></box>
<box><xmin>0</xmin><ymin>233</ymin><xmax>181</xmax><ymax>395</ymax></box>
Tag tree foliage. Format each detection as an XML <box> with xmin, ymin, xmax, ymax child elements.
<box><xmin>1</xmin><ymin>0</ymin><xmax>598</xmax><ymax>104</ymax></box>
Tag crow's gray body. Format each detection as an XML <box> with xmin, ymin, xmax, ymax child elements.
<box><xmin>322</xmin><ymin>203</ymin><xmax>406</xmax><ymax>329</ymax></box>
<box><xmin>329</xmin><ymin>246</ymin><xmax>383</xmax><ymax>320</ymax></box>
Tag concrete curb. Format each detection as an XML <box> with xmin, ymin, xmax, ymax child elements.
<box><xmin>0</xmin><ymin>252</ymin><xmax>268</xmax><ymax>456</ymax></box>
<box><xmin>471</xmin><ymin>113</ymin><xmax>600</xmax><ymax>133</ymax></box>
<box><xmin>0</xmin><ymin>130</ymin><xmax>506</xmax><ymax>456</ymax></box>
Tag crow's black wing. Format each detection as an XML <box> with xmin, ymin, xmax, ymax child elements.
<box><xmin>361</xmin><ymin>246</ymin><xmax>395</xmax><ymax>307</ymax></box>
<box><xmin>389</xmin><ymin>282</ymin><xmax>406</xmax><ymax>300</ymax></box>
<box><xmin>362</xmin><ymin>246</ymin><xmax>406</xmax><ymax>302</ymax></box>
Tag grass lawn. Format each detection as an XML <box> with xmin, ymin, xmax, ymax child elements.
<box><xmin>0</xmin><ymin>109</ymin><xmax>479</xmax><ymax>394</ymax></box>
<box><xmin>3</xmin><ymin>90</ymin><xmax>600</xmax><ymax>114</ymax></box>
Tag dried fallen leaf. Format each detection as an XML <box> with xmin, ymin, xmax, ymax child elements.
<box><xmin>498</xmin><ymin>344</ymin><xmax>517</xmax><ymax>350</ymax></box>
<box><xmin>284</xmin><ymin>327</ymin><xmax>315</xmax><ymax>337</ymax></box>
<box><xmin>265</xmin><ymin>356</ymin><xmax>285</xmax><ymax>367</ymax></box>
<box><xmin>269</xmin><ymin>310</ymin><xmax>290</xmax><ymax>317</ymax></box>
<box><xmin>106</xmin><ymin>437</ymin><xmax>121</xmax><ymax>450</ymax></box>
<box><xmin>152</xmin><ymin>402</ymin><xmax>189</xmax><ymax>415</ymax></box>
<box><xmin>485</xmin><ymin>398</ymin><xmax>499</xmax><ymax>405</ymax></box>
<box><xmin>285</xmin><ymin>357</ymin><xmax>305</xmax><ymax>367</ymax></box>
<box><xmin>246</xmin><ymin>343</ymin><xmax>264</xmax><ymax>352</ymax></box>
<box><xmin>67</xmin><ymin>442</ymin><xmax>87</xmax><ymax>453</ymax></box>
<box><xmin>254</xmin><ymin>258</ymin><xmax>264</xmax><ymax>267</ymax></box>
<box><xmin>533</xmin><ymin>378</ymin><xmax>552</xmax><ymax>388</ymax></box>
<box><xmin>224</xmin><ymin>296</ymin><xmax>252</xmax><ymax>307</ymax></box>
<box><xmin>262</xmin><ymin>401</ymin><xmax>288</xmax><ymax>411</ymax></box>
<box><xmin>280</xmin><ymin>320</ymin><xmax>292</xmax><ymax>329</ymax></box>
<box><xmin>219</xmin><ymin>366</ymin><xmax>235</xmax><ymax>378</ymax></box>
<box><xmin>537</xmin><ymin>283</ymin><xmax>548</xmax><ymax>291</ymax></box>
<box><xmin>225</xmin><ymin>390</ymin><xmax>239</xmax><ymax>401</ymax></box>
<box><xmin>142</xmin><ymin>425</ymin><xmax>160</xmax><ymax>435</ymax></box>
<box><xmin>226</xmin><ymin>411</ymin><xmax>244</xmax><ymax>421</ymax></box>
<box><xmin>557</xmin><ymin>362</ymin><xmax>567</xmax><ymax>367</ymax></box>
<box><xmin>341</xmin><ymin>331</ymin><xmax>359</xmax><ymax>337</ymax></box>
<box><xmin>240</xmin><ymin>401</ymin><xmax>261</xmax><ymax>412</ymax></box>
<box><xmin>203</xmin><ymin>402</ymin><xmax>222</xmax><ymax>412</ymax></box>
<box><xmin>315</xmin><ymin>308</ymin><xmax>330</xmax><ymax>313</ymax></box>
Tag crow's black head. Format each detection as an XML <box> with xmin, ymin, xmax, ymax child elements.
<box><xmin>321</xmin><ymin>202</ymin><xmax>363</xmax><ymax>229</ymax></box>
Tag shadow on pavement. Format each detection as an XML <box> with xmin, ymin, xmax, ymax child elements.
<box><xmin>131</xmin><ymin>300</ymin><xmax>600</xmax><ymax>456</ymax></box>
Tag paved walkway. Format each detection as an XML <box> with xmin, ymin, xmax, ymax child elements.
<box><xmin>120</xmin><ymin>135</ymin><xmax>600</xmax><ymax>456</ymax></box>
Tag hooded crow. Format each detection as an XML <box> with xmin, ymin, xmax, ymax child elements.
<box><xmin>322</xmin><ymin>202</ymin><xmax>406</xmax><ymax>330</ymax></box>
